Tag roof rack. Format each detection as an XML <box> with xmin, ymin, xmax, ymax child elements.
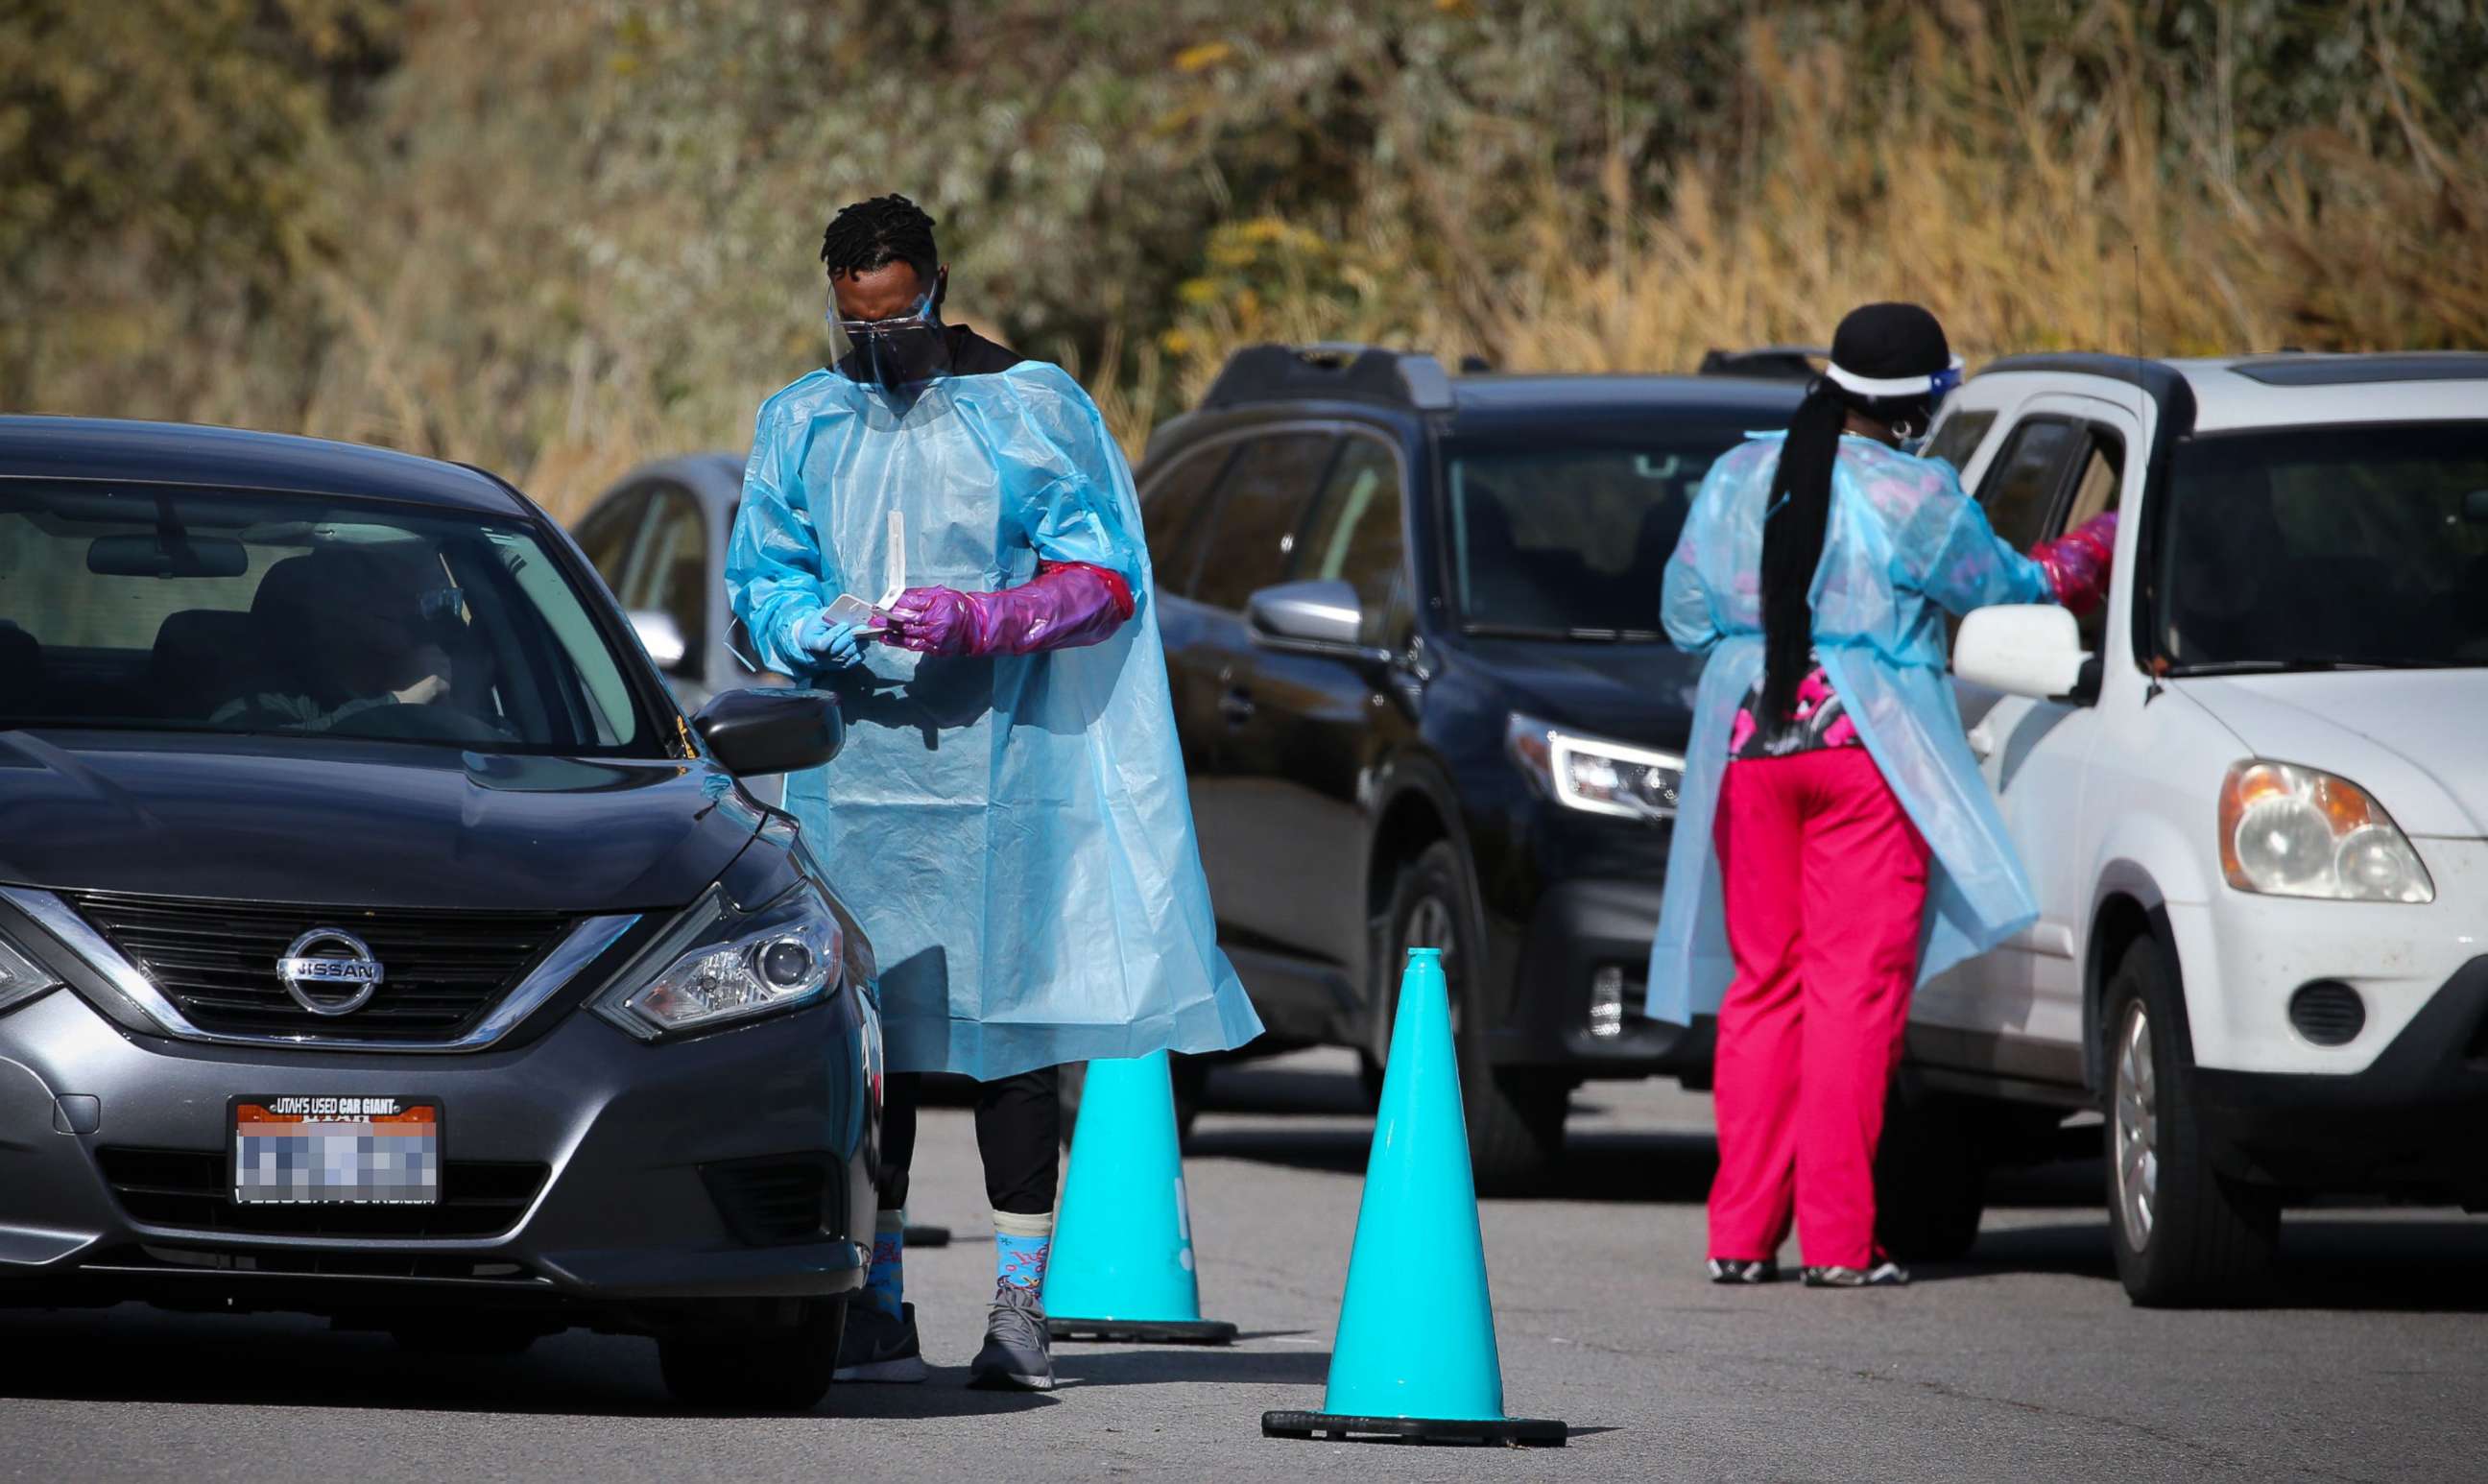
<box><xmin>1200</xmin><ymin>343</ymin><xmax>1456</xmax><ymax>413</ymax></box>
<box><xmin>1696</xmin><ymin>346</ymin><xmax>1827</xmax><ymax>384</ymax></box>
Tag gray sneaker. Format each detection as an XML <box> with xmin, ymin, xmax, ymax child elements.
<box><xmin>834</xmin><ymin>1301</ymin><xmax>927</xmax><ymax>1383</ymax></box>
<box><xmin>968</xmin><ymin>1281</ymin><xmax>1055</xmax><ymax>1391</ymax></box>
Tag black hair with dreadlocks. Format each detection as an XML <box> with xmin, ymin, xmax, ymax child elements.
<box><xmin>820</xmin><ymin>193</ymin><xmax>940</xmax><ymax>283</ymax></box>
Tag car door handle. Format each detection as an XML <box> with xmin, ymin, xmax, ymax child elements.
<box><xmin>1219</xmin><ymin>688</ymin><xmax>1256</xmax><ymax>727</ymax></box>
<box><xmin>1967</xmin><ymin>721</ymin><xmax>1997</xmax><ymax>760</ymax></box>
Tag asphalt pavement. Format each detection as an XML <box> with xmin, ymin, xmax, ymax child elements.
<box><xmin>1</xmin><ymin>1049</ymin><xmax>2481</xmax><ymax>1483</ymax></box>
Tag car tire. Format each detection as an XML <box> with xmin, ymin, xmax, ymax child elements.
<box><xmin>2102</xmin><ymin>936</ymin><xmax>2280</xmax><ymax>1306</ymax></box>
<box><xmin>1872</xmin><ymin>1087</ymin><xmax>1988</xmax><ymax>1262</ymax></box>
<box><xmin>657</xmin><ymin>1298</ymin><xmax>846</xmax><ymax>1413</ymax></box>
<box><xmin>1384</xmin><ymin>842</ymin><xmax>1567</xmax><ymax>1194</ymax></box>
<box><xmin>1057</xmin><ymin>1057</ymin><xmax>1204</xmax><ymax>1149</ymax></box>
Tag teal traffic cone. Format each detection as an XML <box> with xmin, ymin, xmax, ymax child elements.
<box><xmin>1043</xmin><ymin>1050</ymin><xmax>1236</xmax><ymax>1345</ymax></box>
<box><xmin>1261</xmin><ymin>947</ymin><xmax>1565</xmax><ymax>1446</ymax></box>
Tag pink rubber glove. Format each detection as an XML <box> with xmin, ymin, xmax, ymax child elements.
<box><xmin>882</xmin><ymin>562</ymin><xmax>1136</xmax><ymax>658</ymax></box>
<box><xmin>2030</xmin><ymin>512</ymin><xmax>2118</xmax><ymax>616</ymax></box>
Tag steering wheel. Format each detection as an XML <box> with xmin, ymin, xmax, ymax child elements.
<box><xmin>328</xmin><ymin>701</ymin><xmax>504</xmax><ymax>745</ymax></box>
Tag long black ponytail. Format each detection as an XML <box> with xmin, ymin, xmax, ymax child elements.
<box><xmin>1757</xmin><ymin>301</ymin><xmax>1956</xmax><ymax>733</ymax></box>
<box><xmin>1758</xmin><ymin>381</ymin><xmax>1846</xmax><ymax>730</ymax></box>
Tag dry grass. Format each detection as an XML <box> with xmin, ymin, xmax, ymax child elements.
<box><xmin>19</xmin><ymin>3</ymin><xmax>2482</xmax><ymax>521</ymax></box>
<box><xmin>1160</xmin><ymin>6</ymin><xmax>2487</xmax><ymax>423</ymax></box>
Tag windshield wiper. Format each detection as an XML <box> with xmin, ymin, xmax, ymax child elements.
<box><xmin>2167</xmin><ymin>657</ymin><xmax>2478</xmax><ymax>677</ymax></box>
<box><xmin>1462</xmin><ymin>622</ymin><xmax>1669</xmax><ymax>643</ymax></box>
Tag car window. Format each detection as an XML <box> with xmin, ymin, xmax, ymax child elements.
<box><xmin>1138</xmin><ymin>443</ymin><xmax>1235</xmax><ymax>597</ymax></box>
<box><xmin>1445</xmin><ymin>426</ymin><xmax>1749</xmax><ymax>634</ymax></box>
<box><xmin>1189</xmin><ymin>432</ymin><xmax>1336</xmax><ymax>611</ymax></box>
<box><xmin>1976</xmin><ymin>418</ymin><xmax>2081</xmax><ymax>552</ymax></box>
<box><xmin>635</xmin><ymin>488</ymin><xmax>708</xmax><ymax>645</ymax></box>
<box><xmin>2059</xmin><ymin>429</ymin><xmax>2125</xmax><ymax>648</ymax></box>
<box><xmin>0</xmin><ymin>482</ymin><xmax>660</xmax><ymax>754</ymax></box>
<box><xmin>2160</xmin><ymin>421</ymin><xmax>2488</xmax><ymax>670</ymax></box>
<box><xmin>1924</xmin><ymin>409</ymin><xmax>1997</xmax><ymax>475</ymax></box>
<box><xmin>1293</xmin><ymin>436</ymin><xmax>1404</xmax><ymax>641</ymax></box>
<box><xmin>575</xmin><ymin>489</ymin><xmax>648</xmax><ymax>591</ymax></box>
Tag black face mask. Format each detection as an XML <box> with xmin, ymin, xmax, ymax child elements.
<box><xmin>847</xmin><ymin>322</ymin><xmax>952</xmax><ymax>392</ymax></box>
<box><xmin>830</xmin><ymin>285</ymin><xmax>952</xmax><ymax>394</ymax></box>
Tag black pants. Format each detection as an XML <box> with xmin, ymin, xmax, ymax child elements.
<box><xmin>878</xmin><ymin>1067</ymin><xmax>1061</xmax><ymax>1216</ymax></box>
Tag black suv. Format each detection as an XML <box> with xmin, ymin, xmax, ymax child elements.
<box><xmin>1139</xmin><ymin>346</ymin><xmax>1802</xmax><ymax>1185</ymax></box>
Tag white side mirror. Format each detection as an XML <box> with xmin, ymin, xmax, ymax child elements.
<box><xmin>1955</xmin><ymin>605</ymin><xmax>2089</xmax><ymax>701</ymax></box>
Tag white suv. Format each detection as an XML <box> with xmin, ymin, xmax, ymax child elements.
<box><xmin>1874</xmin><ymin>351</ymin><xmax>2488</xmax><ymax>1305</ymax></box>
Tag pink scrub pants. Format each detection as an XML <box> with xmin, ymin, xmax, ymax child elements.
<box><xmin>1708</xmin><ymin>747</ymin><xmax>1931</xmax><ymax>1269</ymax></box>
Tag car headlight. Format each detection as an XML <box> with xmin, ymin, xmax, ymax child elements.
<box><xmin>2218</xmin><ymin>760</ymin><xmax>2434</xmax><ymax>904</ymax></box>
<box><xmin>0</xmin><ymin>930</ymin><xmax>61</xmax><ymax>1017</ymax></box>
<box><xmin>1506</xmin><ymin>712</ymin><xmax>1684</xmax><ymax>822</ymax></box>
<box><xmin>591</xmin><ymin>884</ymin><xmax>845</xmax><ymax>1041</ymax></box>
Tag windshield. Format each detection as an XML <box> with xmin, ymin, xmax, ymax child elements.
<box><xmin>2159</xmin><ymin>423</ymin><xmax>2488</xmax><ymax>675</ymax></box>
<box><xmin>1446</xmin><ymin>426</ymin><xmax>1752</xmax><ymax>637</ymax></box>
<box><xmin>0</xmin><ymin>482</ymin><xmax>664</xmax><ymax>754</ymax></box>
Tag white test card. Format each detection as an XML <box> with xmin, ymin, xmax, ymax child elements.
<box><xmin>879</xmin><ymin>509</ymin><xmax>906</xmax><ymax>609</ymax></box>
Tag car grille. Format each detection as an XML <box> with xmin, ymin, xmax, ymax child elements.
<box><xmin>62</xmin><ymin>891</ymin><xmax>574</xmax><ymax>1042</ymax></box>
<box><xmin>96</xmin><ymin>1146</ymin><xmax>549</xmax><ymax>1239</ymax></box>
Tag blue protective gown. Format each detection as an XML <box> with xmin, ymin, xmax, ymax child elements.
<box><xmin>727</xmin><ymin>348</ymin><xmax>1262</xmax><ymax>1080</ymax></box>
<box><xmin>1645</xmin><ymin>433</ymin><xmax>2056</xmax><ymax>1026</ymax></box>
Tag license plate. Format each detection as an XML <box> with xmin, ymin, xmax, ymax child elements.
<box><xmin>231</xmin><ymin>1096</ymin><xmax>441</xmax><ymax>1205</ymax></box>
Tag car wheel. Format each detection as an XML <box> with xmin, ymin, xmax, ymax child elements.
<box><xmin>1057</xmin><ymin>1057</ymin><xmax>1204</xmax><ymax>1149</ymax></box>
<box><xmin>1385</xmin><ymin>842</ymin><xmax>1567</xmax><ymax>1194</ymax></box>
<box><xmin>2103</xmin><ymin>937</ymin><xmax>2279</xmax><ymax>1306</ymax></box>
<box><xmin>1872</xmin><ymin>1087</ymin><xmax>1988</xmax><ymax>1262</ymax></box>
<box><xmin>657</xmin><ymin>1298</ymin><xmax>846</xmax><ymax>1413</ymax></box>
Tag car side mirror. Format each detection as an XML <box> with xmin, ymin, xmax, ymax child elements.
<box><xmin>691</xmin><ymin>688</ymin><xmax>844</xmax><ymax>777</ymax></box>
<box><xmin>1246</xmin><ymin>580</ymin><xmax>1391</xmax><ymax>667</ymax></box>
<box><xmin>1954</xmin><ymin>605</ymin><xmax>2093</xmax><ymax>703</ymax></box>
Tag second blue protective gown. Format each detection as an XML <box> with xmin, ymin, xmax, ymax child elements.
<box><xmin>728</xmin><ymin>349</ymin><xmax>1262</xmax><ymax>1081</ymax></box>
<box><xmin>1645</xmin><ymin>433</ymin><xmax>2056</xmax><ymax>1027</ymax></box>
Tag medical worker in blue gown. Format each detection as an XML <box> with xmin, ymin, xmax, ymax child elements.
<box><xmin>728</xmin><ymin>195</ymin><xmax>1259</xmax><ymax>1393</ymax></box>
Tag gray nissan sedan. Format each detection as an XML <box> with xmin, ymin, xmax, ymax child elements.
<box><xmin>0</xmin><ymin>417</ymin><xmax>881</xmax><ymax>1412</ymax></box>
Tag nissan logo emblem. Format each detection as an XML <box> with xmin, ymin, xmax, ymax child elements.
<box><xmin>276</xmin><ymin>928</ymin><xmax>386</xmax><ymax>1017</ymax></box>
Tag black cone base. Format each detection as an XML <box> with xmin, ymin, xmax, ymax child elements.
<box><xmin>1260</xmin><ymin>1410</ymin><xmax>1567</xmax><ymax>1447</ymax></box>
<box><xmin>901</xmin><ymin>1224</ymin><xmax>951</xmax><ymax>1248</ymax></box>
<box><xmin>1048</xmin><ymin>1316</ymin><xmax>1236</xmax><ymax>1345</ymax></box>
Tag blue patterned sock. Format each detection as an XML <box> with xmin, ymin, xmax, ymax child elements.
<box><xmin>993</xmin><ymin>1208</ymin><xmax>1055</xmax><ymax>1291</ymax></box>
<box><xmin>863</xmin><ymin>1209</ymin><xmax>905</xmax><ymax>1318</ymax></box>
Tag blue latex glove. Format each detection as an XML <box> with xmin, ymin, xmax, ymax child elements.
<box><xmin>794</xmin><ymin>614</ymin><xmax>866</xmax><ymax>668</ymax></box>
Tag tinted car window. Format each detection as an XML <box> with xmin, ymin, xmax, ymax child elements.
<box><xmin>1139</xmin><ymin>443</ymin><xmax>1234</xmax><ymax>597</ymax></box>
<box><xmin>1295</xmin><ymin>436</ymin><xmax>1404</xmax><ymax>643</ymax></box>
<box><xmin>0</xmin><ymin>483</ymin><xmax>657</xmax><ymax>754</ymax></box>
<box><xmin>575</xmin><ymin>489</ymin><xmax>647</xmax><ymax>590</ymax></box>
<box><xmin>1926</xmin><ymin>409</ymin><xmax>1997</xmax><ymax>475</ymax></box>
<box><xmin>638</xmin><ymin>489</ymin><xmax>709</xmax><ymax>643</ymax></box>
<box><xmin>1190</xmin><ymin>432</ymin><xmax>1336</xmax><ymax>611</ymax></box>
<box><xmin>2160</xmin><ymin>421</ymin><xmax>2488</xmax><ymax>670</ymax></box>
<box><xmin>1976</xmin><ymin>419</ymin><xmax>2079</xmax><ymax>551</ymax></box>
<box><xmin>1446</xmin><ymin>426</ymin><xmax>1748</xmax><ymax>634</ymax></box>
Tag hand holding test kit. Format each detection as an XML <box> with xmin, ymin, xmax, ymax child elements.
<box><xmin>825</xmin><ymin>510</ymin><xmax>907</xmax><ymax>637</ymax></box>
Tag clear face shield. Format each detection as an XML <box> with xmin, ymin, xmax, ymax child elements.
<box><xmin>827</xmin><ymin>285</ymin><xmax>950</xmax><ymax>393</ymax></box>
<box><xmin>1893</xmin><ymin>363</ymin><xmax>1964</xmax><ymax>453</ymax></box>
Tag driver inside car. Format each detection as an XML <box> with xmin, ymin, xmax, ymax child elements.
<box><xmin>210</xmin><ymin>547</ymin><xmax>466</xmax><ymax>733</ymax></box>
